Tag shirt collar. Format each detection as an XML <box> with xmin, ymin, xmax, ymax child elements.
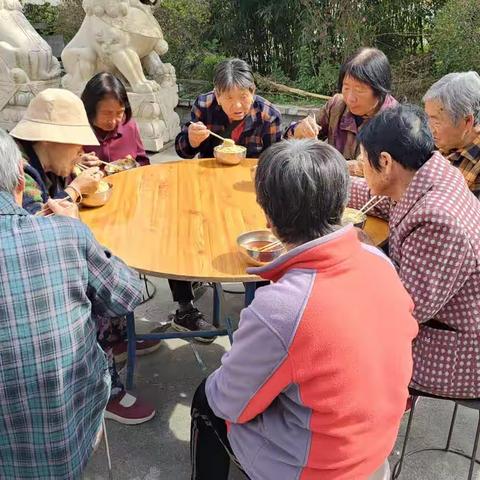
<box><xmin>389</xmin><ymin>151</ymin><xmax>445</xmax><ymax>227</ymax></box>
<box><xmin>339</xmin><ymin>94</ymin><xmax>398</xmax><ymax>134</ymax></box>
<box><xmin>446</xmin><ymin>132</ymin><xmax>480</xmax><ymax>165</ymax></box>
<box><xmin>0</xmin><ymin>191</ymin><xmax>28</xmax><ymax>216</ymax></box>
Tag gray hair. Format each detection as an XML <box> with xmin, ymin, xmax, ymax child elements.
<box><xmin>255</xmin><ymin>139</ymin><xmax>350</xmax><ymax>245</ymax></box>
<box><xmin>213</xmin><ymin>58</ymin><xmax>255</xmax><ymax>94</ymax></box>
<box><xmin>0</xmin><ymin>128</ymin><xmax>23</xmax><ymax>194</ymax></box>
<box><xmin>423</xmin><ymin>71</ymin><xmax>480</xmax><ymax>125</ymax></box>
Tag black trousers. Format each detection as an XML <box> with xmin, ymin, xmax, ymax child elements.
<box><xmin>169</xmin><ymin>279</ymin><xmax>194</xmax><ymax>304</ymax></box>
<box><xmin>190</xmin><ymin>380</ymin><xmax>249</xmax><ymax>480</ymax></box>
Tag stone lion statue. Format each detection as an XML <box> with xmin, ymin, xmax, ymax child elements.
<box><xmin>0</xmin><ymin>0</ymin><xmax>61</xmax><ymax>84</ymax></box>
<box><xmin>62</xmin><ymin>0</ymin><xmax>176</xmax><ymax>94</ymax></box>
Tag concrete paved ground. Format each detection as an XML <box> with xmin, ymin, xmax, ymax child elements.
<box><xmin>84</xmin><ymin>277</ymin><xmax>480</xmax><ymax>480</ymax></box>
<box><xmin>85</xmin><ymin>146</ymin><xmax>480</xmax><ymax>479</ymax></box>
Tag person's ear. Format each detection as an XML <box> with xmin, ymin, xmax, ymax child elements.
<box><xmin>464</xmin><ymin>113</ymin><xmax>475</xmax><ymax>131</ymax></box>
<box><xmin>379</xmin><ymin>151</ymin><xmax>393</xmax><ymax>176</ymax></box>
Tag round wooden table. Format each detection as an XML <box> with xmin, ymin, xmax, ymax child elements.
<box><xmin>81</xmin><ymin>158</ymin><xmax>389</xmax><ymax>282</ymax></box>
<box><xmin>81</xmin><ymin>158</ymin><xmax>389</xmax><ymax>389</ymax></box>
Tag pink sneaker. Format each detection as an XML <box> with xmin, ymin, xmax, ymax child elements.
<box><xmin>105</xmin><ymin>392</ymin><xmax>156</xmax><ymax>425</ymax></box>
<box><xmin>112</xmin><ymin>339</ymin><xmax>161</xmax><ymax>363</ymax></box>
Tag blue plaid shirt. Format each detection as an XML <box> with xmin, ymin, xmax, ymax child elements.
<box><xmin>0</xmin><ymin>192</ymin><xmax>142</xmax><ymax>479</ymax></box>
<box><xmin>175</xmin><ymin>91</ymin><xmax>282</xmax><ymax>158</ymax></box>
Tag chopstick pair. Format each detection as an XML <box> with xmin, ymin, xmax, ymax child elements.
<box><xmin>257</xmin><ymin>239</ymin><xmax>283</xmax><ymax>252</ymax></box>
<box><xmin>37</xmin><ymin>197</ymin><xmax>72</xmax><ymax>218</ymax></box>
<box><xmin>359</xmin><ymin>196</ymin><xmax>385</xmax><ymax>215</ymax></box>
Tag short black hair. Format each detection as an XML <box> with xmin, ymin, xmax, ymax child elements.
<box><xmin>338</xmin><ymin>47</ymin><xmax>391</xmax><ymax>103</ymax></box>
<box><xmin>255</xmin><ymin>140</ymin><xmax>350</xmax><ymax>245</ymax></box>
<box><xmin>357</xmin><ymin>104</ymin><xmax>434</xmax><ymax>172</ymax></box>
<box><xmin>81</xmin><ymin>72</ymin><xmax>132</xmax><ymax>126</ymax></box>
<box><xmin>214</xmin><ymin>58</ymin><xmax>255</xmax><ymax>95</ymax></box>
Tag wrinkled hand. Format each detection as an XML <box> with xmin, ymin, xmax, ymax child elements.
<box><xmin>44</xmin><ymin>198</ymin><xmax>79</xmax><ymax>218</ymax></box>
<box><xmin>80</xmin><ymin>151</ymin><xmax>102</xmax><ymax>168</ymax></box>
<box><xmin>188</xmin><ymin>121</ymin><xmax>210</xmax><ymax>148</ymax></box>
<box><xmin>293</xmin><ymin>116</ymin><xmax>320</xmax><ymax>139</ymax></box>
<box><xmin>70</xmin><ymin>167</ymin><xmax>103</xmax><ymax>195</ymax></box>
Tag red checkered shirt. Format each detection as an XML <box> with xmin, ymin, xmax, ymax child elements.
<box><xmin>349</xmin><ymin>152</ymin><xmax>480</xmax><ymax>398</ymax></box>
<box><xmin>175</xmin><ymin>91</ymin><xmax>282</xmax><ymax>159</ymax></box>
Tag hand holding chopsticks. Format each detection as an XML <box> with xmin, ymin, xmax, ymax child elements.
<box><xmin>36</xmin><ymin>197</ymin><xmax>79</xmax><ymax>219</ymax></box>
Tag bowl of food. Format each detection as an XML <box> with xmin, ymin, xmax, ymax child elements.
<box><xmin>214</xmin><ymin>142</ymin><xmax>247</xmax><ymax>166</ymax></box>
<box><xmin>104</xmin><ymin>155</ymin><xmax>139</xmax><ymax>175</ymax></box>
<box><xmin>81</xmin><ymin>181</ymin><xmax>113</xmax><ymax>208</ymax></box>
<box><xmin>237</xmin><ymin>230</ymin><xmax>285</xmax><ymax>266</ymax></box>
<box><xmin>341</xmin><ymin>207</ymin><xmax>367</xmax><ymax>228</ymax></box>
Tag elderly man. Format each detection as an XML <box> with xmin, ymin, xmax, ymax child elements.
<box><xmin>349</xmin><ymin>104</ymin><xmax>480</xmax><ymax>399</ymax></box>
<box><xmin>0</xmin><ymin>129</ymin><xmax>142</xmax><ymax>479</ymax></box>
<box><xmin>424</xmin><ymin>71</ymin><xmax>480</xmax><ymax>199</ymax></box>
<box><xmin>190</xmin><ymin>139</ymin><xmax>418</xmax><ymax>480</ymax></box>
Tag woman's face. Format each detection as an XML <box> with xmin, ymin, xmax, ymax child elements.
<box><xmin>216</xmin><ymin>87</ymin><xmax>255</xmax><ymax>122</ymax></box>
<box><xmin>44</xmin><ymin>142</ymin><xmax>83</xmax><ymax>177</ymax></box>
<box><xmin>360</xmin><ymin>145</ymin><xmax>390</xmax><ymax>197</ymax></box>
<box><xmin>93</xmin><ymin>98</ymin><xmax>126</xmax><ymax>132</ymax></box>
<box><xmin>342</xmin><ymin>75</ymin><xmax>379</xmax><ymax>117</ymax></box>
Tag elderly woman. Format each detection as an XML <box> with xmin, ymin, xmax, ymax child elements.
<box><xmin>171</xmin><ymin>59</ymin><xmax>283</xmax><ymax>338</ymax></box>
<box><xmin>10</xmin><ymin>88</ymin><xmax>156</xmax><ymax>425</ymax></box>
<box><xmin>349</xmin><ymin>104</ymin><xmax>480</xmax><ymax>399</ymax></box>
<box><xmin>175</xmin><ymin>58</ymin><xmax>282</xmax><ymax>159</ymax></box>
<box><xmin>9</xmin><ymin>88</ymin><xmax>101</xmax><ymax>213</ymax></box>
<box><xmin>81</xmin><ymin>72</ymin><xmax>150</xmax><ymax>167</ymax></box>
<box><xmin>190</xmin><ymin>139</ymin><xmax>418</xmax><ymax>480</ymax></box>
<box><xmin>423</xmin><ymin>71</ymin><xmax>480</xmax><ymax>199</ymax></box>
<box><xmin>287</xmin><ymin>47</ymin><xmax>397</xmax><ymax>172</ymax></box>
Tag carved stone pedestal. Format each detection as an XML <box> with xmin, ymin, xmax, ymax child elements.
<box><xmin>128</xmin><ymin>84</ymin><xmax>180</xmax><ymax>152</ymax></box>
<box><xmin>0</xmin><ymin>79</ymin><xmax>60</xmax><ymax>132</ymax></box>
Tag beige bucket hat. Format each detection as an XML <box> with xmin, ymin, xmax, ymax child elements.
<box><xmin>10</xmin><ymin>88</ymin><xmax>99</xmax><ymax>146</ymax></box>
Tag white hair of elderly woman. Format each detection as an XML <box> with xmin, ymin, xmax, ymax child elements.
<box><xmin>0</xmin><ymin>129</ymin><xmax>23</xmax><ymax>194</ymax></box>
<box><xmin>423</xmin><ymin>71</ymin><xmax>480</xmax><ymax>125</ymax></box>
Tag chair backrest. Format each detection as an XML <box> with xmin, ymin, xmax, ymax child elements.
<box><xmin>368</xmin><ymin>459</ymin><xmax>391</xmax><ymax>480</ymax></box>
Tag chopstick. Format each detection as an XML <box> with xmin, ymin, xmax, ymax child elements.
<box><xmin>207</xmin><ymin>129</ymin><xmax>235</xmax><ymax>146</ymax></box>
<box><xmin>36</xmin><ymin>197</ymin><xmax>72</xmax><ymax>217</ymax></box>
<box><xmin>257</xmin><ymin>240</ymin><xmax>283</xmax><ymax>252</ymax></box>
<box><xmin>359</xmin><ymin>196</ymin><xmax>385</xmax><ymax>215</ymax></box>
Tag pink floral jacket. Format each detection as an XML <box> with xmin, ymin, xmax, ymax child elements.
<box><xmin>349</xmin><ymin>152</ymin><xmax>480</xmax><ymax>398</ymax></box>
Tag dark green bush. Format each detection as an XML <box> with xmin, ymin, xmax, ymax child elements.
<box><xmin>431</xmin><ymin>0</ymin><xmax>480</xmax><ymax>75</ymax></box>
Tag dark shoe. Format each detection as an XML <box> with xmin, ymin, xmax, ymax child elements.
<box><xmin>105</xmin><ymin>392</ymin><xmax>156</xmax><ymax>425</ymax></box>
<box><xmin>112</xmin><ymin>338</ymin><xmax>162</xmax><ymax>364</ymax></box>
<box><xmin>170</xmin><ymin>307</ymin><xmax>216</xmax><ymax>344</ymax></box>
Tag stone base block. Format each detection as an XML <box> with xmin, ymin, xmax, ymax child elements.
<box><xmin>127</xmin><ymin>85</ymin><xmax>180</xmax><ymax>153</ymax></box>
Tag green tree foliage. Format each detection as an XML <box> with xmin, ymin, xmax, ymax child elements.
<box><xmin>431</xmin><ymin>0</ymin><xmax>480</xmax><ymax>76</ymax></box>
<box><xmin>23</xmin><ymin>3</ymin><xmax>59</xmax><ymax>36</ymax></box>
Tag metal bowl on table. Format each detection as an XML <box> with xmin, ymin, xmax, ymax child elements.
<box><xmin>214</xmin><ymin>145</ymin><xmax>247</xmax><ymax>166</ymax></box>
<box><xmin>104</xmin><ymin>156</ymin><xmax>139</xmax><ymax>175</ymax></box>
<box><xmin>237</xmin><ymin>230</ymin><xmax>285</xmax><ymax>267</ymax></box>
<box><xmin>341</xmin><ymin>207</ymin><xmax>367</xmax><ymax>229</ymax></box>
<box><xmin>81</xmin><ymin>182</ymin><xmax>113</xmax><ymax>208</ymax></box>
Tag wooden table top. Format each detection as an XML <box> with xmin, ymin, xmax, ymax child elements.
<box><xmin>80</xmin><ymin>159</ymin><xmax>389</xmax><ymax>282</ymax></box>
